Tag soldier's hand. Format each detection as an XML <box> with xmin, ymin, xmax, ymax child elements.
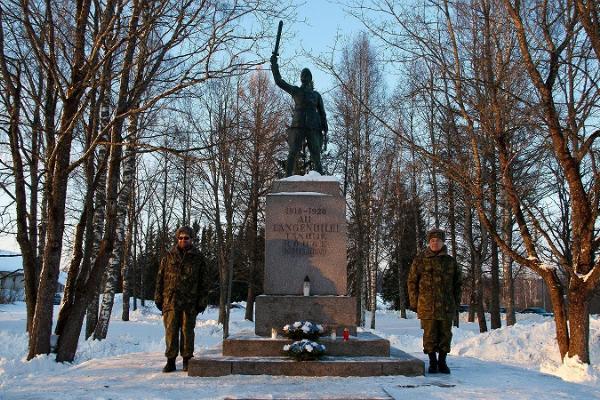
<box><xmin>270</xmin><ymin>54</ymin><xmax>278</xmax><ymax>65</ymax></box>
<box><xmin>322</xmin><ymin>133</ymin><xmax>328</xmax><ymax>152</ymax></box>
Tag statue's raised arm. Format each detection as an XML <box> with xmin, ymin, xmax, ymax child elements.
<box><xmin>270</xmin><ymin>54</ymin><xmax>294</xmax><ymax>95</ymax></box>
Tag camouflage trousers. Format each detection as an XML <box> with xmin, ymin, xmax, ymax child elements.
<box><xmin>421</xmin><ymin>319</ymin><xmax>453</xmax><ymax>354</ymax></box>
<box><xmin>162</xmin><ymin>309</ymin><xmax>198</xmax><ymax>359</ymax></box>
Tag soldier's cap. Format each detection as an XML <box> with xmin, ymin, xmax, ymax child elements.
<box><xmin>427</xmin><ymin>228</ymin><xmax>446</xmax><ymax>241</ymax></box>
<box><xmin>175</xmin><ymin>226</ymin><xmax>193</xmax><ymax>239</ymax></box>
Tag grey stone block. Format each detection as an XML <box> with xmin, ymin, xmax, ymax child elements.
<box><xmin>223</xmin><ymin>336</ymin><xmax>287</xmax><ymax>357</ymax></box>
<box><xmin>187</xmin><ymin>358</ymin><xmax>232</xmax><ymax>377</ymax></box>
<box><xmin>265</xmin><ymin>192</ymin><xmax>347</xmax><ymax>295</ymax></box>
<box><xmin>321</xmin><ymin>335</ymin><xmax>390</xmax><ymax>356</ymax></box>
<box><xmin>254</xmin><ymin>295</ymin><xmax>357</xmax><ymax>337</ymax></box>
<box><xmin>381</xmin><ymin>360</ymin><xmax>424</xmax><ymax>376</ymax></box>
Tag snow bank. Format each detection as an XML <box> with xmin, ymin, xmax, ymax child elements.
<box><xmin>451</xmin><ymin>314</ymin><xmax>600</xmax><ymax>383</ymax></box>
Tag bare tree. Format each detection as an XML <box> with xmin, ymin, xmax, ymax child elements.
<box><xmin>330</xmin><ymin>33</ymin><xmax>386</xmax><ymax>326</ymax></box>
<box><xmin>0</xmin><ymin>3</ymin><xmax>41</xmax><ymax>333</ymax></box>
<box><xmin>238</xmin><ymin>70</ymin><xmax>286</xmax><ymax>321</ymax></box>
<box><xmin>195</xmin><ymin>77</ymin><xmax>248</xmax><ymax>335</ymax></box>
<box><xmin>497</xmin><ymin>0</ymin><xmax>600</xmax><ymax>363</ymax></box>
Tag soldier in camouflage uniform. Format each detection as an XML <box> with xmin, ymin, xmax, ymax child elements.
<box><xmin>155</xmin><ymin>226</ymin><xmax>208</xmax><ymax>373</ymax></box>
<box><xmin>408</xmin><ymin>228</ymin><xmax>462</xmax><ymax>374</ymax></box>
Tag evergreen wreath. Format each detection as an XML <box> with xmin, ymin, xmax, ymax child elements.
<box><xmin>282</xmin><ymin>320</ymin><xmax>325</xmax><ymax>340</ymax></box>
<box><xmin>283</xmin><ymin>339</ymin><xmax>326</xmax><ymax>361</ymax></box>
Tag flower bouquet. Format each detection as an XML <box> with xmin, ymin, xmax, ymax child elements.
<box><xmin>282</xmin><ymin>320</ymin><xmax>325</xmax><ymax>340</ymax></box>
<box><xmin>283</xmin><ymin>339</ymin><xmax>326</xmax><ymax>361</ymax></box>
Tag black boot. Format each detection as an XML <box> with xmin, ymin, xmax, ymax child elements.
<box><xmin>438</xmin><ymin>352</ymin><xmax>450</xmax><ymax>374</ymax></box>
<box><xmin>162</xmin><ymin>357</ymin><xmax>176</xmax><ymax>373</ymax></box>
<box><xmin>427</xmin><ymin>352</ymin><xmax>438</xmax><ymax>373</ymax></box>
<box><xmin>182</xmin><ymin>357</ymin><xmax>191</xmax><ymax>372</ymax></box>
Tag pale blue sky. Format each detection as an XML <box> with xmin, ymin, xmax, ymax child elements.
<box><xmin>273</xmin><ymin>0</ymin><xmax>358</xmax><ymax>94</ymax></box>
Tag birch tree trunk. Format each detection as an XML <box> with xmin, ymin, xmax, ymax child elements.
<box><xmin>502</xmin><ymin>203</ymin><xmax>516</xmax><ymax>326</ymax></box>
<box><xmin>93</xmin><ymin>1</ymin><xmax>142</xmax><ymax>339</ymax></box>
<box><xmin>489</xmin><ymin>160</ymin><xmax>501</xmax><ymax>329</ymax></box>
<box><xmin>55</xmin><ymin>90</ymin><xmax>101</xmax><ymax>338</ymax></box>
<box><xmin>85</xmin><ymin>96</ymin><xmax>110</xmax><ymax>340</ymax></box>
<box><xmin>122</xmin><ymin>177</ymin><xmax>136</xmax><ymax>321</ymax></box>
<box><xmin>93</xmin><ymin>138</ymin><xmax>136</xmax><ymax>339</ymax></box>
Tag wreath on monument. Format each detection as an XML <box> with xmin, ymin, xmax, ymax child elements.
<box><xmin>283</xmin><ymin>339</ymin><xmax>327</xmax><ymax>361</ymax></box>
<box><xmin>282</xmin><ymin>320</ymin><xmax>325</xmax><ymax>340</ymax></box>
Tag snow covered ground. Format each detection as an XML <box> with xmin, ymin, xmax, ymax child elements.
<box><xmin>1</xmin><ymin>298</ymin><xmax>599</xmax><ymax>399</ymax></box>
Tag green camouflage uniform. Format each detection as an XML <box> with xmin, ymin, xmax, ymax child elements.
<box><xmin>155</xmin><ymin>245</ymin><xmax>207</xmax><ymax>359</ymax></box>
<box><xmin>408</xmin><ymin>246</ymin><xmax>462</xmax><ymax>353</ymax></box>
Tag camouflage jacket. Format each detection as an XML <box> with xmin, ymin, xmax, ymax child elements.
<box><xmin>407</xmin><ymin>246</ymin><xmax>462</xmax><ymax>320</ymax></box>
<box><xmin>154</xmin><ymin>245</ymin><xmax>208</xmax><ymax>312</ymax></box>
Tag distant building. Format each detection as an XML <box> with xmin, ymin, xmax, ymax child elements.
<box><xmin>0</xmin><ymin>250</ymin><xmax>66</xmax><ymax>303</ymax></box>
<box><xmin>0</xmin><ymin>250</ymin><xmax>25</xmax><ymax>302</ymax></box>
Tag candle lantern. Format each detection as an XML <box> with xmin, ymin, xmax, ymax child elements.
<box><xmin>271</xmin><ymin>327</ymin><xmax>278</xmax><ymax>339</ymax></box>
<box><xmin>343</xmin><ymin>327</ymin><xmax>350</xmax><ymax>341</ymax></box>
<box><xmin>303</xmin><ymin>275</ymin><xmax>311</xmax><ymax>296</ymax></box>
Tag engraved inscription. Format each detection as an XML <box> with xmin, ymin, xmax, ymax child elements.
<box><xmin>285</xmin><ymin>207</ymin><xmax>327</xmax><ymax>215</ymax></box>
<box><xmin>274</xmin><ymin>207</ymin><xmax>339</xmax><ymax>257</ymax></box>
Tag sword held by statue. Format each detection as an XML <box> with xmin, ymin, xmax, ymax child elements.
<box><xmin>273</xmin><ymin>20</ymin><xmax>283</xmax><ymax>56</ymax></box>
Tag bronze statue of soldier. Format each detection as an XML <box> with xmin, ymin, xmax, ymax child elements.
<box><xmin>270</xmin><ymin>21</ymin><xmax>328</xmax><ymax>177</ymax></box>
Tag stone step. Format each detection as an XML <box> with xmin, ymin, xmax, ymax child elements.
<box><xmin>187</xmin><ymin>348</ymin><xmax>424</xmax><ymax>377</ymax></box>
<box><xmin>223</xmin><ymin>332</ymin><xmax>390</xmax><ymax>357</ymax></box>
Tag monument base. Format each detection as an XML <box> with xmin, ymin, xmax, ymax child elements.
<box><xmin>188</xmin><ymin>346</ymin><xmax>424</xmax><ymax>377</ymax></box>
<box><xmin>188</xmin><ymin>176</ymin><xmax>425</xmax><ymax>378</ymax></box>
<box><xmin>255</xmin><ymin>295</ymin><xmax>357</xmax><ymax>336</ymax></box>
